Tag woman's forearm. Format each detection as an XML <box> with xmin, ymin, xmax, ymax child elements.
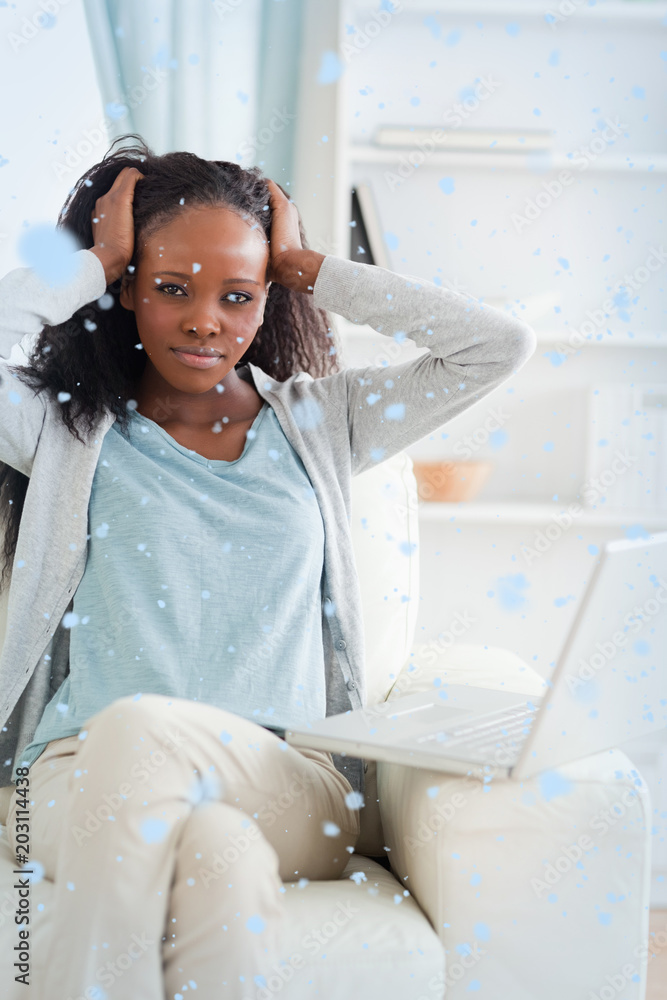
<box><xmin>270</xmin><ymin>249</ymin><xmax>326</xmax><ymax>296</ymax></box>
<box><xmin>0</xmin><ymin>249</ymin><xmax>108</xmax><ymax>361</ymax></box>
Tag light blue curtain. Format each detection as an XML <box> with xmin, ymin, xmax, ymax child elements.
<box><xmin>82</xmin><ymin>0</ymin><xmax>305</xmax><ymax>181</ymax></box>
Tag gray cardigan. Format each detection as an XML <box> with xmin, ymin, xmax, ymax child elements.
<box><xmin>0</xmin><ymin>249</ymin><xmax>536</xmax><ymax>795</ymax></box>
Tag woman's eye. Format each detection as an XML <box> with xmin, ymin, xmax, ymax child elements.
<box><xmin>156</xmin><ymin>286</ymin><xmax>250</xmax><ymax>303</ymax></box>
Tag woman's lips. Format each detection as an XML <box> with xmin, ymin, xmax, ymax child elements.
<box><xmin>170</xmin><ymin>349</ymin><xmax>223</xmax><ymax>369</ymax></box>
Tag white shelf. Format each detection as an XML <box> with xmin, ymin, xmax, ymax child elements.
<box><xmin>534</xmin><ymin>331</ymin><xmax>666</xmax><ymax>348</ymax></box>
<box><xmin>416</xmin><ymin>501</ymin><xmax>667</xmax><ymax>528</ymax></box>
<box><xmin>337</xmin><ymin>318</ymin><xmax>667</xmax><ymax>350</ymax></box>
<box><xmin>349</xmin><ymin>145</ymin><xmax>667</xmax><ymax>174</ymax></box>
<box><xmin>350</xmin><ymin>1</ymin><xmax>667</xmax><ymax>21</ymax></box>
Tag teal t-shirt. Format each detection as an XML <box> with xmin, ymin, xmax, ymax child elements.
<box><xmin>17</xmin><ymin>400</ymin><xmax>327</xmax><ymax>777</ymax></box>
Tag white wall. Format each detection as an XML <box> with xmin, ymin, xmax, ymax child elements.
<box><xmin>0</xmin><ymin>0</ymin><xmax>108</xmax><ymax>276</ymax></box>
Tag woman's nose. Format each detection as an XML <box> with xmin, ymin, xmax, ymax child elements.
<box><xmin>180</xmin><ymin>306</ymin><xmax>221</xmax><ymax>337</ymax></box>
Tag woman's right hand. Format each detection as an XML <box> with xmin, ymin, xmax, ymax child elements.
<box><xmin>89</xmin><ymin>166</ymin><xmax>144</xmax><ymax>285</ymax></box>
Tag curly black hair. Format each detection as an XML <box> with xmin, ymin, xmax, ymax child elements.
<box><xmin>0</xmin><ymin>133</ymin><xmax>342</xmax><ymax>590</ymax></box>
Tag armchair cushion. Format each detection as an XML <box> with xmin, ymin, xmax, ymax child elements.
<box><xmin>349</xmin><ymin>451</ymin><xmax>420</xmax><ymax>706</ymax></box>
<box><xmin>376</xmin><ymin>643</ymin><xmax>652</xmax><ymax>999</ymax></box>
<box><xmin>388</xmin><ymin>640</ymin><xmax>548</xmax><ymax>702</ymax></box>
<box><xmin>0</xmin><ymin>825</ymin><xmax>445</xmax><ymax>1000</ymax></box>
<box><xmin>349</xmin><ymin>451</ymin><xmax>420</xmax><ymax>858</ymax></box>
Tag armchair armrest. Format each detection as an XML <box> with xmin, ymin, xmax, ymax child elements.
<box><xmin>376</xmin><ymin>643</ymin><xmax>652</xmax><ymax>999</ymax></box>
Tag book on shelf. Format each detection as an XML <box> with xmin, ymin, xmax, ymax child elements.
<box><xmin>350</xmin><ymin>181</ymin><xmax>391</xmax><ymax>269</ymax></box>
<box><xmin>371</xmin><ymin>125</ymin><xmax>555</xmax><ymax>153</ymax></box>
<box><xmin>586</xmin><ymin>383</ymin><xmax>667</xmax><ymax>512</ymax></box>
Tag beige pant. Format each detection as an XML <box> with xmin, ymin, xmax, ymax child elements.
<box><xmin>7</xmin><ymin>693</ymin><xmax>361</xmax><ymax>1000</ymax></box>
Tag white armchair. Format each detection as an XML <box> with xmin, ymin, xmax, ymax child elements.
<box><xmin>0</xmin><ymin>451</ymin><xmax>653</xmax><ymax>999</ymax></box>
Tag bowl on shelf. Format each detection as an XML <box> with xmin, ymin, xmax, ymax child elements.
<box><xmin>411</xmin><ymin>460</ymin><xmax>494</xmax><ymax>503</ymax></box>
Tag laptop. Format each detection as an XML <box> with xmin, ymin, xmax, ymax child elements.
<box><xmin>286</xmin><ymin>531</ymin><xmax>667</xmax><ymax>780</ymax></box>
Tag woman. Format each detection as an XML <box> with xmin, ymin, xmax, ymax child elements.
<box><xmin>0</xmin><ymin>135</ymin><xmax>536</xmax><ymax>998</ymax></box>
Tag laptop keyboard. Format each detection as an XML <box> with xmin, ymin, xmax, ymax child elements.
<box><xmin>414</xmin><ymin>704</ymin><xmax>536</xmax><ymax>761</ymax></box>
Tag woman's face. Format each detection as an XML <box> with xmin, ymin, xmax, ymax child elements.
<box><xmin>120</xmin><ymin>204</ymin><xmax>271</xmax><ymax>393</ymax></box>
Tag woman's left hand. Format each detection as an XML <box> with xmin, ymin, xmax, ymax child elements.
<box><xmin>265</xmin><ymin>179</ymin><xmax>324</xmax><ymax>294</ymax></box>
